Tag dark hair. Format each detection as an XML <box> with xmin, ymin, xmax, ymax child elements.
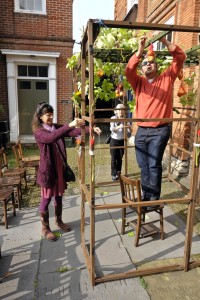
<box><xmin>32</xmin><ymin>102</ymin><xmax>54</xmax><ymax>132</ymax></box>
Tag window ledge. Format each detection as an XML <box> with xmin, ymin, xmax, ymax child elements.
<box><xmin>14</xmin><ymin>9</ymin><xmax>47</xmax><ymax>15</ymax></box>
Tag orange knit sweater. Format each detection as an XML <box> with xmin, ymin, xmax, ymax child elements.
<box><xmin>125</xmin><ymin>45</ymin><xmax>186</xmax><ymax>127</ymax></box>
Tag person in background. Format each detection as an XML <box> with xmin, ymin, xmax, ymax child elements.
<box><xmin>32</xmin><ymin>102</ymin><xmax>101</xmax><ymax>241</ymax></box>
<box><xmin>125</xmin><ymin>33</ymin><xmax>186</xmax><ymax>208</ymax></box>
<box><xmin>110</xmin><ymin>103</ymin><xmax>131</xmax><ymax>181</ymax></box>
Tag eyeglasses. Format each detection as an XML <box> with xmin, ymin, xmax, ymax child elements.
<box><xmin>141</xmin><ymin>60</ymin><xmax>155</xmax><ymax>67</ymax></box>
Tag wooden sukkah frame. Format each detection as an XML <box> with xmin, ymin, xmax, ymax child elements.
<box><xmin>77</xmin><ymin>19</ymin><xmax>200</xmax><ymax>286</ymax></box>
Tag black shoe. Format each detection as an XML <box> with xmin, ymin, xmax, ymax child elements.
<box><xmin>142</xmin><ymin>198</ymin><xmax>150</xmax><ymax>202</ymax></box>
<box><xmin>112</xmin><ymin>176</ymin><xmax>117</xmax><ymax>181</ymax></box>
<box><xmin>146</xmin><ymin>205</ymin><xmax>160</xmax><ymax>211</ymax></box>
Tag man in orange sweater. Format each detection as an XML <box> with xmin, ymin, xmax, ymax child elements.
<box><xmin>125</xmin><ymin>33</ymin><xmax>186</xmax><ymax>207</ymax></box>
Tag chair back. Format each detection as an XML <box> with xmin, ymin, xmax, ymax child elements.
<box><xmin>12</xmin><ymin>144</ymin><xmax>23</xmax><ymax>167</ymax></box>
<box><xmin>15</xmin><ymin>139</ymin><xmax>40</xmax><ymax>163</ymax></box>
<box><xmin>0</xmin><ymin>148</ymin><xmax>9</xmax><ymax>177</ymax></box>
<box><xmin>119</xmin><ymin>173</ymin><xmax>142</xmax><ymax>206</ymax></box>
<box><xmin>16</xmin><ymin>140</ymin><xmax>24</xmax><ymax>158</ymax></box>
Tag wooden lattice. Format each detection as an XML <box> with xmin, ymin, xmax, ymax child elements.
<box><xmin>78</xmin><ymin>19</ymin><xmax>200</xmax><ymax>286</ymax></box>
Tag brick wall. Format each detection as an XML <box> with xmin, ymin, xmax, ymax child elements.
<box><xmin>114</xmin><ymin>0</ymin><xmax>127</xmax><ymax>20</ymax></box>
<box><xmin>0</xmin><ymin>0</ymin><xmax>73</xmax><ymax>39</ymax></box>
<box><xmin>0</xmin><ymin>54</ymin><xmax>8</xmax><ymax>120</ymax></box>
<box><xmin>136</xmin><ymin>0</ymin><xmax>148</xmax><ymax>22</ymax></box>
<box><xmin>146</xmin><ymin>0</ymin><xmax>174</xmax><ymax>21</ymax></box>
<box><xmin>0</xmin><ymin>0</ymin><xmax>74</xmax><ymax>125</ymax></box>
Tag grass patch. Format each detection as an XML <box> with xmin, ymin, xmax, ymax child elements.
<box><xmin>139</xmin><ymin>276</ymin><xmax>147</xmax><ymax>289</ymax></box>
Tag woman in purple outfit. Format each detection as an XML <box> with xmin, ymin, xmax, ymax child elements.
<box><xmin>32</xmin><ymin>102</ymin><xmax>101</xmax><ymax>241</ymax></box>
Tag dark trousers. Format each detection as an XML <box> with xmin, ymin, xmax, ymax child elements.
<box><xmin>110</xmin><ymin>138</ymin><xmax>124</xmax><ymax>176</ymax></box>
<box><xmin>135</xmin><ymin>124</ymin><xmax>171</xmax><ymax>200</ymax></box>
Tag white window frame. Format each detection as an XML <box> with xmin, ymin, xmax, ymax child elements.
<box><xmin>14</xmin><ymin>0</ymin><xmax>47</xmax><ymax>15</ymax></box>
<box><xmin>127</xmin><ymin>0</ymin><xmax>138</xmax><ymax>13</ymax></box>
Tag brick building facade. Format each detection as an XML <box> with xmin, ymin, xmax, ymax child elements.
<box><xmin>0</xmin><ymin>0</ymin><xmax>74</xmax><ymax>143</ymax></box>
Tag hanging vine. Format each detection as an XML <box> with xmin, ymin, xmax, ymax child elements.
<box><xmin>66</xmin><ymin>27</ymin><xmax>198</xmax><ymax>114</ymax></box>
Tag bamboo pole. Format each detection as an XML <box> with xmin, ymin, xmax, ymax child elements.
<box><xmin>88</xmin><ymin>19</ymin><xmax>96</xmax><ymax>287</ymax></box>
<box><xmin>184</xmin><ymin>57</ymin><xmax>200</xmax><ymax>271</ymax></box>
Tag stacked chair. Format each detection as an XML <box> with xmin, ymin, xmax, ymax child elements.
<box><xmin>12</xmin><ymin>140</ymin><xmax>39</xmax><ymax>185</ymax></box>
<box><xmin>0</xmin><ymin>147</ymin><xmax>27</xmax><ymax>228</ymax></box>
<box><xmin>0</xmin><ymin>187</ymin><xmax>16</xmax><ymax>229</ymax></box>
<box><xmin>0</xmin><ymin>147</ymin><xmax>26</xmax><ymax>208</ymax></box>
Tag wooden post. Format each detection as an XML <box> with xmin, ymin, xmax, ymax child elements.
<box><xmin>88</xmin><ymin>19</ymin><xmax>96</xmax><ymax>287</ymax></box>
<box><xmin>184</xmin><ymin>57</ymin><xmax>200</xmax><ymax>271</ymax></box>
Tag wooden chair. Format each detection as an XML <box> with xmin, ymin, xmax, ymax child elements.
<box><xmin>12</xmin><ymin>143</ymin><xmax>39</xmax><ymax>184</ymax></box>
<box><xmin>0</xmin><ymin>147</ymin><xmax>27</xmax><ymax>189</ymax></box>
<box><xmin>16</xmin><ymin>140</ymin><xmax>40</xmax><ymax>163</ymax></box>
<box><xmin>0</xmin><ymin>187</ymin><xmax>16</xmax><ymax>229</ymax></box>
<box><xmin>119</xmin><ymin>173</ymin><xmax>164</xmax><ymax>247</ymax></box>
<box><xmin>0</xmin><ymin>176</ymin><xmax>22</xmax><ymax>210</ymax></box>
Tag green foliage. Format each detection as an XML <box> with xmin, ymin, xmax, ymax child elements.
<box><xmin>139</xmin><ymin>276</ymin><xmax>148</xmax><ymax>289</ymax></box>
<box><xmin>128</xmin><ymin>100</ymin><xmax>135</xmax><ymax>113</ymax></box>
<box><xmin>156</xmin><ymin>56</ymin><xmax>172</xmax><ymax>74</ymax></box>
<box><xmin>66</xmin><ymin>53</ymin><xmax>80</xmax><ymax>70</ymax></box>
<box><xmin>179</xmin><ymin>72</ymin><xmax>197</xmax><ymax>107</ymax></box>
<box><xmin>183</xmin><ymin>72</ymin><xmax>195</xmax><ymax>86</ymax></box>
<box><xmin>179</xmin><ymin>90</ymin><xmax>197</xmax><ymax>107</ymax></box>
<box><xmin>57</xmin><ymin>266</ymin><xmax>77</xmax><ymax>273</ymax></box>
<box><xmin>71</xmin><ymin>91</ymin><xmax>82</xmax><ymax>113</ymax></box>
<box><xmin>66</xmin><ymin>28</ymin><xmax>146</xmax><ymax>113</ymax></box>
<box><xmin>94</xmin><ymin>79</ymin><xmax>115</xmax><ymax>101</ymax></box>
<box><xmin>66</xmin><ymin>27</ymin><xmax>188</xmax><ymax>114</ymax></box>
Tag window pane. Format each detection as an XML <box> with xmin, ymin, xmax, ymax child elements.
<box><xmin>26</xmin><ymin>0</ymin><xmax>34</xmax><ymax>10</ymax></box>
<box><xmin>35</xmin><ymin>0</ymin><xmax>42</xmax><ymax>11</ymax></box>
<box><xmin>20</xmin><ymin>81</ymin><xmax>31</xmax><ymax>89</ymax></box>
<box><xmin>167</xmin><ymin>32</ymin><xmax>172</xmax><ymax>42</ymax></box>
<box><xmin>36</xmin><ymin>82</ymin><xmax>47</xmax><ymax>90</ymax></box>
<box><xmin>28</xmin><ymin>66</ymin><xmax>37</xmax><ymax>77</ymax></box>
<box><xmin>18</xmin><ymin>65</ymin><xmax>27</xmax><ymax>76</ymax></box>
<box><xmin>19</xmin><ymin>0</ymin><xmax>26</xmax><ymax>9</ymax></box>
<box><xmin>38</xmin><ymin>66</ymin><xmax>48</xmax><ymax>77</ymax></box>
<box><xmin>18</xmin><ymin>0</ymin><xmax>44</xmax><ymax>12</ymax></box>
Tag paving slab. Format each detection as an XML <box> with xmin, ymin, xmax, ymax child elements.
<box><xmin>1</xmin><ymin>192</ymin><xmax>200</xmax><ymax>300</ymax></box>
<box><xmin>0</xmin><ymin>196</ymin><xmax>149</xmax><ymax>300</ymax></box>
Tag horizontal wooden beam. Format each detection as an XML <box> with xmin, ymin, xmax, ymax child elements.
<box><xmin>92</xmin><ymin>19</ymin><xmax>200</xmax><ymax>33</ymax></box>
<box><xmin>145</xmin><ymin>31</ymin><xmax>170</xmax><ymax>48</ymax></box>
<box><xmin>168</xmin><ymin>142</ymin><xmax>193</xmax><ymax>156</ymax></box>
<box><xmin>94</xmin><ymin>197</ymin><xmax>192</xmax><ymax>210</ymax></box>
<box><xmin>167</xmin><ymin>174</ymin><xmax>190</xmax><ymax>193</ymax></box>
<box><xmin>93</xmin><ymin>117</ymin><xmax>199</xmax><ymax>123</ymax></box>
<box><xmin>95</xmin><ymin>264</ymin><xmax>185</xmax><ymax>284</ymax></box>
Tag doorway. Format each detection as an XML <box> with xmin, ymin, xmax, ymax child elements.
<box><xmin>18</xmin><ymin>79</ymin><xmax>49</xmax><ymax>135</ymax></box>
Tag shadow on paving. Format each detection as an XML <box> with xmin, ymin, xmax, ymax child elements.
<box><xmin>0</xmin><ymin>195</ymin><xmax>149</xmax><ymax>300</ymax></box>
<box><xmin>1</xmin><ymin>144</ymin><xmax>200</xmax><ymax>299</ymax></box>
